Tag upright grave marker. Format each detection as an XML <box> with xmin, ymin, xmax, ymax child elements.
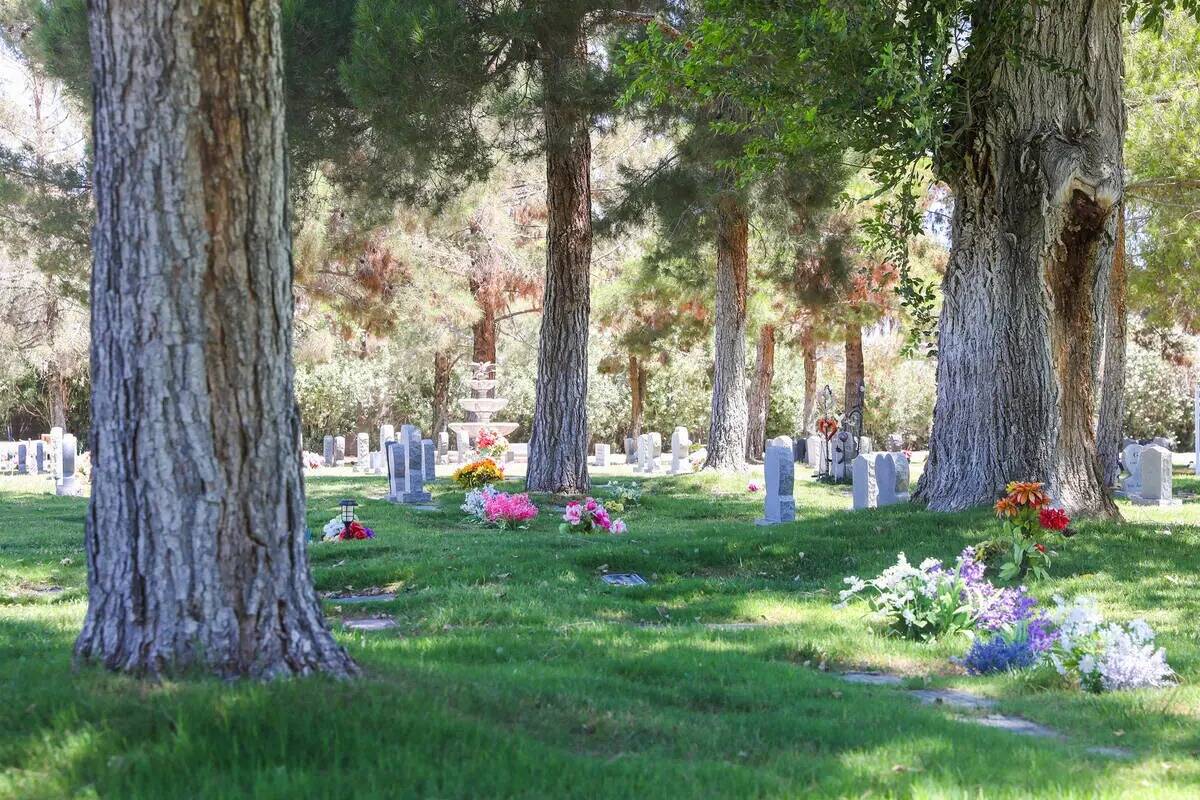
<box><xmin>1130</xmin><ymin>444</ymin><xmax>1181</xmax><ymax>506</ymax></box>
<box><xmin>422</xmin><ymin>439</ymin><xmax>436</xmax><ymax>484</ymax></box>
<box><xmin>356</xmin><ymin>432</ymin><xmax>369</xmax><ymax>472</ymax></box>
<box><xmin>322</xmin><ymin>435</ymin><xmax>334</xmax><ymax>467</ymax></box>
<box><xmin>852</xmin><ymin>453</ymin><xmax>877</xmax><ymax>510</ymax></box>
<box><xmin>57</xmin><ymin>434</ymin><xmax>79</xmax><ymax>496</ymax></box>
<box><xmin>875</xmin><ymin>452</ymin><xmax>911</xmax><ymax>506</ymax></box>
<box><xmin>334</xmin><ymin>436</ymin><xmax>346</xmax><ymax>465</ymax></box>
<box><xmin>386</xmin><ymin>433</ymin><xmax>431</xmax><ymax>504</ymax></box>
<box><xmin>594</xmin><ymin>443</ymin><xmax>610</xmax><ymax>467</ymax></box>
<box><xmin>670</xmin><ymin>427</ymin><xmax>692</xmax><ymax>474</ymax></box>
<box><xmin>757</xmin><ymin>436</ymin><xmax>795</xmax><ymax>525</ymax></box>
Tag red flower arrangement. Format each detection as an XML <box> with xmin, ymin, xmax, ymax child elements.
<box><xmin>339</xmin><ymin>520</ymin><xmax>375</xmax><ymax>541</ymax></box>
<box><xmin>1038</xmin><ymin>507</ymin><xmax>1070</xmax><ymax>532</ymax></box>
<box><xmin>816</xmin><ymin>416</ymin><xmax>839</xmax><ymax>440</ymax></box>
<box><xmin>993</xmin><ymin>481</ymin><xmax>1071</xmax><ymax>582</ymax></box>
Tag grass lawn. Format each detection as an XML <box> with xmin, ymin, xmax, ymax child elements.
<box><xmin>1</xmin><ymin>465</ymin><xmax>1198</xmax><ymax>798</ymax></box>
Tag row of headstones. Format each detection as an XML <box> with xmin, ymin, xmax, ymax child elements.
<box><xmin>802</xmin><ymin>433</ymin><xmax>881</xmax><ymax>480</ymax></box>
<box><xmin>851</xmin><ymin>452</ymin><xmax>912</xmax><ymax>510</ymax></box>
<box><xmin>323</xmin><ymin>426</ymin><xmax>452</xmax><ymax>473</ymax></box>
<box><xmin>1119</xmin><ymin>442</ymin><xmax>1181</xmax><ymax>507</ymax></box>
<box><xmin>615</xmin><ymin>427</ymin><xmax>695</xmax><ymax>475</ymax></box>
<box><xmin>13</xmin><ymin>427</ymin><xmax>79</xmax><ymax>496</ymax></box>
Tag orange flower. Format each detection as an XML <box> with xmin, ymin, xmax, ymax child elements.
<box><xmin>994</xmin><ymin>497</ymin><xmax>1018</xmax><ymax>518</ymax></box>
<box><xmin>1006</xmin><ymin>481</ymin><xmax>1049</xmax><ymax>508</ymax></box>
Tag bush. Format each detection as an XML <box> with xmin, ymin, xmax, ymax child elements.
<box><xmin>1122</xmin><ymin>339</ymin><xmax>1193</xmax><ymax>445</ymax></box>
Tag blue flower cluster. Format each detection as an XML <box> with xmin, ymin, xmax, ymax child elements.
<box><xmin>957</xmin><ymin>632</ymin><xmax>1039</xmax><ymax>675</ymax></box>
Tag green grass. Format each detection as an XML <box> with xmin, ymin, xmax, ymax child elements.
<box><xmin>1</xmin><ymin>466</ymin><xmax>1199</xmax><ymax>798</ymax></box>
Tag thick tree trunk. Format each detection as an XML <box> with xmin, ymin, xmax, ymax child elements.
<box><xmin>1096</xmin><ymin>211</ymin><xmax>1126</xmax><ymax>487</ymax></box>
<box><xmin>526</xmin><ymin>27</ymin><xmax>591</xmax><ymax>494</ymax></box>
<box><xmin>467</xmin><ymin>212</ymin><xmax>500</xmax><ymax>368</ymax></box>
<box><xmin>77</xmin><ymin>0</ymin><xmax>356</xmax><ymax>678</ymax></box>
<box><xmin>704</xmin><ymin>194</ymin><xmax>750</xmax><ymax>471</ymax></box>
<box><xmin>746</xmin><ymin>323</ymin><xmax>775</xmax><ymax>462</ymax></box>
<box><xmin>916</xmin><ymin>0</ymin><xmax>1122</xmax><ymax>517</ymax></box>
<box><xmin>46</xmin><ymin>359</ymin><xmax>67</xmax><ymax>429</ymax></box>
<box><xmin>628</xmin><ymin>353</ymin><xmax>645</xmax><ymax>439</ymax></box>
<box><xmin>843</xmin><ymin>322</ymin><xmax>864</xmax><ymax>416</ymax></box>
<box><xmin>800</xmin><ymin>323</ymin><xmax>817</xmax><ymax>434</ymax></box>
<box><xmin>431</xmin><ymin>349</ymin><xmax>452</xmax><ymax>436</ymax></box>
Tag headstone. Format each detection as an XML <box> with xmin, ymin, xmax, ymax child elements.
<box><xmin>794</xmin><ymin>438</ymin><xmax>806</xmax><ymax>464</ymax></box>
<box><xmin>379</xmin><ymin>424</ymin><xmax>395</xmax><ymax>447</ymax></box>
<box><xmin>595</xmin><ymin>443</ymin><xmax>610</xmax><ymax>467</ymax></box>
<box><xmin>1151</xmin><ymin>436</ymin><xmax>1173</xmax><ymax>450</ymax></box>
<box><xmin>852</xmin><ymin>454</ymin><xmax>877</xmax><ymax>510</ymax></box>
<box><xmin>503</xmin><ymin>449</ymin><xmax>516</xmax><ymax>465</ymax></box>
<box><xmin>33</xmin><ymin>440</ymin><xmax>45</xmax><ymax>474</ymax></box>
<box><xmin>876</xmin><ymin>452</ymin><xmax>911</xmax><ymax>506</ymax></box>
<box><xmin>624</xmin><ymin>436</ymin><xmax>637</xmax><ymax>464</ymax></box>
<box><xmin>1131</xmin><ymin>444</ymin><xmax>1180</xmax><ymax>506</ymax></box>
<box><xmin>859</xmin><ymin>436</ymin><xmax>873</xmax><ymax>456</ymax></box>
<box><xmin>56</xmin><ymin>434</ymin><xmax>79</xmax><ymax>496</ymax></box>
<box><xmin>356</xmin><ymin>432</ymin><xmax>369</xmax><ymax>472</ymax></box>
<box><xmin>670</xmin><ymin>427</ymin><xmax>692</xmax><ymax>474</ymax></box>
<box><xmin>369</xmin><ymin>451</ymin><xmax>383</xmax><ymax>474</ymax></box>
<box><xmin>649</xmin><ymin>432</ymin><xmax>663</xmax><ymax>462</ymax></box>
<box><xmin>831</xmin><ymin>434</ymin><xmax>849</xmax><ymax>481</ymax></box>
<box><xmin>454</xmin><ymin>431</ymin><xmax>469</xmax><ymax>463</ymax></box>
<box><xmin>757</xmin><ymin>436</ymin><xmax>795</xmax><ymax>525</ymax></box>
<box><xmin>806</xmin><ymin>434</ymin><xmax>822</xmax><ymax>468</ymax></box>
<box><xmin>16</xmin><ymin>443</ymin><xmax>27</xmax><ymax>475</ymax></box>
<box><xmin>1195</xmin><ymin>384</ymin><xmax>1200</xmax><ymax>476</ymax></box>
<box><xmin>422</xmin><ymin>439</ymin><xmax>436</xmax><ymax>483</ymax></box>
<box><xmin>1120</xmin><ymin>443</ymin><xmax>1144</xmax><ymax>496</ymax></box>
<box><xmin>636</xmin><ymin>434</ymin><xmax>649</xmax><ymax>473</ymax></box>
<box><xmin>50</xmin><ymin>427</ymin><xmax>63</xmax><ymax>483</ymax></box>
<box><xmin>438</xmin><ymin>431</ymin><xmax>449</xmax><ymax>464</ymax></box>
<box><xmin>334</xmin><ymin>436</ymin><xmax>346</xmax><ymax>464</ymax></box>
<box><xmin>322</xmin><ymin>435</ymin><xmax>334</xmax><ymax>467</ymax></box>
<box><xmin>886</xmin><ymin>433</ymin><xmax>903</xmax><ymax>452</ymax></box>
<box><xmin>386</xmin><ymin>436</ymin><xmax>431</xmax><ymax>504</ymax></box>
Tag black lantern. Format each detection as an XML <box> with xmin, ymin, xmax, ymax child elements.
<box><xmin>338</xmin><ymin>498</ymin><xmax>358</xmax><ymax>530</ymax></box>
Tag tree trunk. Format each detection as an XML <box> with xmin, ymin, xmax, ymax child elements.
<box><xmin>704</xmin><ymin>194</ymin><xmax>750</xmax><ymax>471</ymax></box>
<box><xmin>746</xmin><ymin>323</ymin><xmax>775</xmax><ymax>462</ymax></box>
<box><xmin>77</xmin><ymin>0</ymin><xmax>356</xmax><ymax>678</ymax></box>
<box><xmin>916</xmin><ymin>0</ymin><xmax>1122</xmax><ymax>517</ymax></box>
<box><xmin>467</xmin><ymin>212</ymin><xmax>499</xmax><ymax>368</ymax></box>
<box><xmin>1096</xmin><ymin>210</ymin><xmax>1126</xmax><ymax>487</ymax></box>
<box><xmin>628</xmin><ymin>353</ymin><xmax>645</xmax><ymax>439</ymax></box>
<box><xmin>800</xmin><ymin>323</ymin><xmax>817</xmax><ymax>434</ymax></box>
<box><xmin>46</xmin><ymin>359</ymin><xmax>67</xmax><ymax>430</ymax></box>
<box><xmin>431</xmin><ymin>349</ymin><xmax>452</xmax><ymax>436</ymax></box>
<box><xmin>526</xmin><ymin>26</ymin><xmax>591</xmax><ymax>494</ymax></box>
<box><xmin>843</xmin><ymin>321</ymin><xmax>864</xmax><ymax>416</ymax></box>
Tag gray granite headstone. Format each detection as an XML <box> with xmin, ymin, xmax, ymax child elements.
<box><xmin>334</xmin><ymin>436</ymin><xmax>346</xmax><ymax>464</ymax></box>
<box><xmin>806</xmin><ymin>434</ymin><xmax>822</xmax><ymax>468</ymax></box>
<box><xmin>1132</xmin><ymin>444</ymin><xmax>1180</xmax><ymax>506</ymax></box>
<box><xmin>757</xmin><ymin>436</ymin><xmax>795</xmax><ymax>525</ymax></box>
<box><xmin>33</xmin><ymin>440</ymin><xmax>44</xmax><ymax>474</ymax></box>
<box><xmin>594</xmin><ymin>443</ymin><xmax>610</xmax><ymax>467</ymax></box>
<box><xmin>323</xmin><ymin>435</ymin><xmax>334</xmax><ymax>467</ymax></box>
<box><xmin>386</xmin><ymin>436</ymin><xmax>431</xmax><ymax>504</ymax></box>
<box><xmin>16</xmin><ymin>443</ymin><xmax>27</xmax><ymax>475</ymax></box>
<box><xmin>852</xmin><ymin>453</ymin><xmax>877</xmax><ymax>510</ymax></box>
<box><xmin>50</xmin><ymin>426</ymin><xmax>63</xmax><ymax>483</ymax></box>
<box><xmin>624</xmin><ymin>436</ymin><xmax>637</xmax><ymax>464</ymax></box>
<box><xmin>1120</xmin><ymin>443</ymin><xmax>1143</xmax><ymax>496</ymax></box>
<box><xmin>422</xmin><ymin>439</ymin><xmax>436</xmax><ymax>483</ymax></box>
<box><xmin>56</xmin><ymin>434</ymin><xmax>79</xmax><ymax>496</ymax></box>
<box><xmin>356</xmin><ymin>432</ymin><xmax>370</xmax><ymax>471</ymax></box>
<box><xmin>438</xmin><ymin>431</ymin><xmax>449</xmax><ymax>463</ymax></box>
<box><xmin>876</xmin><ymin>452</ymin><xmax>911</xmax><ymax>506</ymax></box>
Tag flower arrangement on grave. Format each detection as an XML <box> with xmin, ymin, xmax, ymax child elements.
<box><xmin>462</xmin><ymin>485</ymin><xmax>501</xmax><ymax>521</ymax></box>
<box><xmin>320</xmin><ymin>517</ymin><xmax>376</xmax><ymax>542</ymax></box>
<box><xmin>452</xmin><ymin>458</ymin><xmax>505</xmax><ymax>489</ymax></box>
<box><xmin>603</xmin><ymin>482</ymin><xmax>643</xmax><ymax>507</ymax></box>
<box><xmin>836</xmin><ymin>547</ymin><xmax>1051</xmax><ymax>643</ymax></box>
<box><xmin>815</xmin><ymin>416</ymin><xmax>839</xmax><ymax>440</ymax></box>
<box><xmin>747</xmin><ymin>481</ymin><xmax>762</xmax><ymax>493</ymax></box>
<box><xmin>1045</xmin><ymin>596</ymin><xmax>1174</xmax><ymax>692</ymax></box>
<box><xmin>475</xmin><ymin>428</ymin><xmax>509</xmax><ymax>459</ymax></box>
<box><xmin>462</xmin><ymin>485</ymin><xmax>539</xmax><ymax>530</ymax></box>
<box><xmin>559</xmin><ymin>497</ymin><xmax>627</xmax><ymax>535</ymax></box>
<box><xmin>992</xmin><ymin>481</ymin><xmax>1072</xmax><ymax>582</ymax></box>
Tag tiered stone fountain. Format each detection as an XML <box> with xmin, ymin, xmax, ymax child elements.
<box><xmin>447</xmin><ymin>362</ymin><xmax>518</xmax><ymax>458</ymax></box>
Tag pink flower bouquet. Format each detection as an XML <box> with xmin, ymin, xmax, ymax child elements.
<box><xmin>483</xmin><ymin>491</ymin><xmax>539</xmax><ymax>530</ymax></box>
<box><xmin>560</xmin><ymin>497</ymin><xmax>627</xmax><ymax>535</ymax></box>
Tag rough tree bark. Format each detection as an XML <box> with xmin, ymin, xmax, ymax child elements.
<box><xmin>46</xmin><ymin>359</ymin><xmax>67</xmax><ymax>430</ymax></box>
<box><xmin>431</xmin><ymin>349</ymin><xmax>453</xmax><ymax>436</ymax></box>
<box><xmin>916</xmin><ymin>0</ymin><xmax>1122</xmax><ymax>517</ymax></box>
<box><xmin>800</xmin><ymin>323</ymin><xmax>817</xmax><ymax>434</ymax></box>
<box><xmin>467</xmin><ymin>211</ymin><xmax>500</xmax><ymax>368</ymax></box>
<box><xmin>76</xmin><ymin>0</ymin><xmax>357</xmax><ymax>677</ymax></box>
<box><xmin>1096</xmin><ymin>211</ymin><xmax>1126</xmax><ymax>487</ymax></box>
<box><xmin>526</xmin><ymin>25</ymin><xmax>591</xmax><ymax>494</ymax></box>
<box><xmin>746</xmin><ymin>324</ymin><xmax>775</xmax><ymax>462</ymax></box>
<box><xmin>843</xmin><ymin>322</ymin><xmax>864</xmax><ymax>416</ymax></box>
<box><xmin>628</xmin><ymin>353</ymin><xmax>645</xmax><ymax>439</ymax></box>
<box><xmin>703</xmin><ymin>194</ymin><xmax>750</xmax><ymax>471</ymax></box>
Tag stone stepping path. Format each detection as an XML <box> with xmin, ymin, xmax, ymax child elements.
<box><xmin>342</xmin><ymin>617</ymin><xmax>398</xmax><ymax>632</ymax></box>
<box><xmin>840</xmin><ymin>672</ymin><xmax>1131</xmax><ymax>759</ymax></box>
<box><xmin>324</xmin><ymin>592</ymin><xmax>396</xmax><ymax>604</ymax></box>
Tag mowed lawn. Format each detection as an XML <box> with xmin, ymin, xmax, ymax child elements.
<box><xmin>0</xmin><ymin>465</ymin><xmax>1198</xmax><ymax>798</ymax></box>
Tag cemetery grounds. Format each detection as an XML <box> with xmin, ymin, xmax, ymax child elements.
<box><xmin>0</xmin><ymin>462</ymin><xmax>1197</xmax><ymax>798</ymax></box>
